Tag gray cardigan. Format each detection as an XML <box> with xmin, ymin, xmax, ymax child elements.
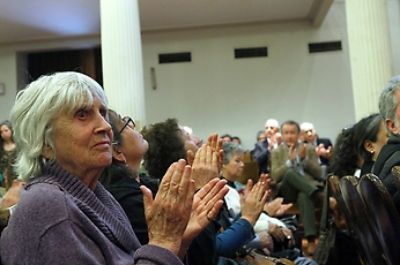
<box><xmin>0</xmin><ymin>162</ymin><xmax>183</xmax><ymax>265</ymax></box>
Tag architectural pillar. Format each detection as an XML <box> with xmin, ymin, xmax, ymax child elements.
<box><xmin>100</xmin><ymin>0</ymin><xmax>146</xmax><ymax>127</ymax></box>
<box><xmin>346</xmin><ymin>0</ymin><xmax>392</xmax><ymax>120</ymax></box>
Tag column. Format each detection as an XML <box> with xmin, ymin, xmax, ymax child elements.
<box><xmin>346</xmin><ymin>0</ymin><xmax>392</xmax><ymax>120</ymax></box>
<box><xmin>100</xmin><ymin>0</ymin><xmax>146</xmax><ymax>127</ymax></box>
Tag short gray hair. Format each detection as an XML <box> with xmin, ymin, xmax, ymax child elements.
<box><xmin>222</xmin><ymin>142</ymin><xmax>244</xmax><ymax>165</ymax></box>
<box><xmin>379</xmin><ymin>75</ymin><xmax>400</xmax><ymax>133</ymax></box>
<box><xmin>11</xmin><ymin>72</ymin><xmax>107</xmax><ymax>180</ymax></box>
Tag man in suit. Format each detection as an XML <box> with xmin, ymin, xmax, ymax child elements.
<box><xmin>252</xmin><ymin>119</ymin><xmax>282</xmax><ymax>174</ymax></box>
<box><xmin>300</xmin><ymin>122</ymin><xmax>332</xmax><ymax>179</ymax></box>
<box><xmin>270</xmin><ymin>120</ymin><xmax>322</xmax><ymax>255</ymax></box>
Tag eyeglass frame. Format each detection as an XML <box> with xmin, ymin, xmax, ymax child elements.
<box><xmin>118</xmin><ymin>116</ymin><xmax>136</xmax><ymax>135</ymax></box>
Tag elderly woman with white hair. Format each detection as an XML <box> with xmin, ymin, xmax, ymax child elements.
<box><xmin>0</xmin><ymin>72</ymin><xmax>198</xmax><ymax>265</ymax></box>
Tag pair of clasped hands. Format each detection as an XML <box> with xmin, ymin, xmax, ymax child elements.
<box><xmin>288</xmin><ymin>142</ymin><xmax>307</xmax><ymax>162</ymax></box>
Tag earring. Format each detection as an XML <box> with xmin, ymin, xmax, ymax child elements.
<box><xmin>370</xmin><ymin>150</ymin><xmax>375</xmax><ymax>154</ymax></box>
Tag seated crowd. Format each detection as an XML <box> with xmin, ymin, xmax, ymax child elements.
<box><xmin>0</xmin><ymin>71</ymin><xmax>399</xmax><ymax>265</ymax></box>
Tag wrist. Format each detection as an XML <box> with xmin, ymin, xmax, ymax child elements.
<box><xmin>241</xmin><ymin>214</ymin><xmax>257</xmax><ymax>225</ymax></box>
<box><xmin>148</xmin><ymin>238</ymin><xmax>182</xmax><ymax>255</ymax></box>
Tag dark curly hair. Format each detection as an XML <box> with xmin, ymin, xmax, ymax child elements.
<box><xmin>142</xmin><ymin>118</ymin><xmax>186</xmax><ymax>180</ymax></box>
<box><xmin>328</xmin><ymin>126</ymin><xmax>359</xmax><ymax>177</ymax></box>
<box><xmin>328</xmin><ymin>113</ymin><xmax>382</xmax><ymax>177</ymax></box>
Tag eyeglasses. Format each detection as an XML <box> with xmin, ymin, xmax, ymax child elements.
<box><xmin>118</xmin><ymin>116</ymin><xmax>135</xmax><ymax>135</ymax></box>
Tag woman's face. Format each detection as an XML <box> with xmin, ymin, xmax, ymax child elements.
<box><xmin>223</xmin><ymin>153</ymin><xmax>244</xmax><ymax>181</ymax></box>
<box><xmin>0</xmin><ymin>125</ymin><xmax>12</xmax><ymax>141</ymax></box>
<box><xmin>118</xmin><ymin>117</ymin><xmax>149</xmax><ymax>162</ymax></box>
<box><xmin>371</xmin><ymin>121</ymin><xmax>388</xmax><ymax>161</ymax></box>
<box><xmin>180</xmin><ymin>129</ymin><xmax>198</xmax><ymax>155</ymax></box>
<box><xmin>46</xmin><ymin>97</ymin><xmax>113</xmax><ymax>179</ymax></box>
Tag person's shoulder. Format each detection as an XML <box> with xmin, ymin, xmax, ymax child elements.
<box><xmin>0</xmin><ymin>182</ymin><xmax>70</xmax><ymax>256</ymax></box>
<box><xmin>16</xmin><ymin>182</ymin><xmax>70</xmax><ymax>220</ymax></box>
<box><xmin>25</xmin><ymin>181</ymin><xmax>68</xmax><ymax>201</ymax></box>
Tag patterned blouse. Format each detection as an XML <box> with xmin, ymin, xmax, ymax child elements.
<box><xmin>0</xmin><ymin>148</ymin><xmax>17</xmax><ymax>190</ymax></box>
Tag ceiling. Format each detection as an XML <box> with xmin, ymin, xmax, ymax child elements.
<box><xmin>0</xmin><ymin>0</ymin><xmax>333</xmax><ymax>45</ymax></box>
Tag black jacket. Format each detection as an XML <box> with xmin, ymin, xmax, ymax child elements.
<box><xmin>372</xmin><ymin>135</ymin><xmax>400</xmax><ymax>211</ymax></box>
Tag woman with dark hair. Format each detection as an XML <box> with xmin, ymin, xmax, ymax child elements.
<box><xmin>101</xmin><ymin>110</ymin><xmax>229</xmax><ymax>259</ymax></box>
<box><xmin>0</xmin><ymin>120</ymin><xmax>17</xmax><ymax>190</ymax></box>
<box><xmin>322</xmin><ymin>113</ymin><xmax>387</xmax><ymax>265</ymax></box>
<box><xmin>354</xmin><ymin>114</ymin><xmax>388</xmax><ymax>175</ymax></box>
<box><xmin>142</xmin><ymin>119</ymin><xmax>195</xmax><ymax>180</ymax></box>
<box><xmin>329</xmin><ymin>113</ymin><xmax>387</xmax><ymax>177</ymax></box>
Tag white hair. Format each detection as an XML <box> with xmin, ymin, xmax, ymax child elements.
<box><xmin>300</xmin><ymin>122</ymin><xmax>315</xmax><ymax>132</ymax></box>
<box><xmin>11</xmin><ymin>72</ymin><xmax>107</xmax><ymax>180</ymax></box>
<box><xmin>265</xmin><ymin>118</ymin><xmax>279</xmax><ymax>129</ymax></box>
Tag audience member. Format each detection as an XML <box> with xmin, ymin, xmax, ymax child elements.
<box><xmin>265</xmin><ymin>119</ymin><xmax>280</xmax><ymax>150</ymax></box>
<box><xmin>221</xmin><ymin>134</ymin><xmax>232</xmax><ymax>143</ymax></box>
<box><xmin>373</xmin><ymin>75</ymin><xmax>400</xmax><ymax>211</ymax></box>
<box><xmin>0</xmin><ymin>72</ymin><xmax>194</xmax><ymax>265</ymax></box>
<box><xmin>143</xmin><ymin>119</ymin><xmax>230</xmax><ymax>265</ymax></box>
<box><xmin>270</xmin><ymin>120</ymin><xmax>322</xmax><ymax>255</ymax></box>
<box><xmin>252</xmin><ymin>130</ymin><xmax>270</xmax><ymax>173</ymax></box>
<box><xmin>221</xmin><ymin>142</ymin><xmax>315</xmax><ymax>265</ymax></box>
<box><xmin>101</xmin><ymin>110</ymin><xmax>228</xmax><ymax>250</ymax></box>
<box><xmin>232</xmin><ymin>136</ymin><xmax>241</xmax><ymax>145</ymax></box>
<box><xmin>322</xmin><ymin>114</ymin><xmax>386</xmax><ymax>265</ymax></box>
<box><xmin>0</xmin><ymin>120</ymin><xmax>17</xmax><ymax>191</ymax></box>
<box><xmin>354</xmin><ymin>114</ymin><xmax>387</xmax><ymax>175</ymax></box>
<box><xmin>256</xmin><ymin>130</ymin><xmax>266</xmax><ymax>142</ymax></box>
<box><xmin>219</xmin><ymin>142</ymin><xmax>272</xmax><ymax>256</ymax></box>
<box><xmin>300</xmin><ymin>122</ymin><xmax>332</xmax><ymax>179</ymax></box>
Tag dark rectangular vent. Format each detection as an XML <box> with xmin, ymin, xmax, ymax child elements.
<box><xmin>308</xmin><ymin>41</ymin><xmax>342</xmax><ymax>53</ymax></box>
<box><xmin>159</xmin><ymin>52</ymin><xmax>191</xmax><ymax>64</ymax></box>
<box><xmin>234</xmin><ymin>47</ymin><xmax>268</xmax><ymax>59</ymax></box>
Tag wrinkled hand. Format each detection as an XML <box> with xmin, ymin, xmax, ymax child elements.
<box><xmin>141</xmin><ymin>159</ymin><xmax>194</xmax><ymax>255</ymax></box>
<box><xmin>240</xmin><ymin>175</ymin><xmax>270</xmax><ymax>225</ymax></box>
<box><xmin>263</xmin><ymin>197</ymin><xmax>293</xmax><ymax>217</ymax></box>
<box><xmin>183</xmin><ymin>178</ymin><xmax>229</xmax><ymax>242</ymax></box>
<box><xmin>207</xmin><ymin>133</ymin><xmax>223</xmax><ymax>173</ymax></box>
<box><xmin>191</xmin><ymin>143</ymin><xmax>220</xmax><ymax>191</ymax></box>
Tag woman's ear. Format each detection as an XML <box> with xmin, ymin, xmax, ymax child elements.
<box><xmin>363</xmin><ymin>140</ymin><xmax>374</xmax><ymax>154</ymax></box>
<box><xmin>42</xmin><ymin>144</ymin><xmax>53</xmax><ymax>160</ymax></box>
<box><xmin>112</xmin><ymin>144</ymin><xmax>126</xmax><ymax>163</ymax></box>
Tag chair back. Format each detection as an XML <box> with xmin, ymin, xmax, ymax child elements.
<box><xmin>357</xmin><ymin>173</ymin><xmax>400</xmax><ymax>265</ymax></box>
<box><xmin>339</xmin><ymin>176</ymin><xmax>386</xmax><ymax>265</ymax></box>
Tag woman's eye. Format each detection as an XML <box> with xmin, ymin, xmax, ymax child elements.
<box><xmin>99</xmin><ymin>107</ymin><xmax>107</xmax><ymax>118</ymax></box>
<box><xmin>76</xmin><ymin>109</ymin><xmax>88</xmax><ymax>119</ymax></box>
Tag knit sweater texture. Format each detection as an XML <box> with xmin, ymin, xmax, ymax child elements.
<box><xmin>0</xmin><ymin>162</ymin><xmax>183</xmax><ymax>265</ymax></box>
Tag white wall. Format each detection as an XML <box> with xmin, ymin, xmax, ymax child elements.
<box><xmin>0</xmin><ymin>51</ymin><xmax>17</xmax><ymax>121</ymax></box>
<box><xmin>388</xmin><ymin>0</ymin><xmax>400</xmax><ymax>75</ymax></box>
<box><xmin>0</xmin><ymin>1</ymin><xmax>398</xmax><ymax>149</ymax></box>
<box><xmin>142</xmin><ymin>2</ymin><xmax>355</xmax><ymax>149</ymax></box>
